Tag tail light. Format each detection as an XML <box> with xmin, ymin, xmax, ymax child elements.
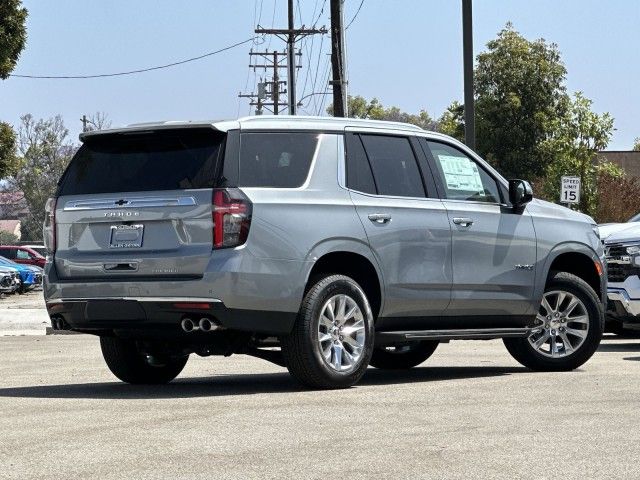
<box><xmin>43</xmin><ymin>197</ymin><xmax>57</xmax><ymax>254</ymax></box>
<box><xmin>212</xmin><ymin>188</ymin><xmax>252</xmax><ymax>249</ymax></box>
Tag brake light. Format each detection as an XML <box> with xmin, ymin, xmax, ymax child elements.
<box><xmin>212</xmin><ymin>188</ymin><xmax>252</xmax><ymax>249</ymax></box>
<box><xmin>43</xmin><ymin>197</ymin><xmax>57</xmax><ymax>254</ymax></box>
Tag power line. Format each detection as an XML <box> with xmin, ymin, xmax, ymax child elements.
<box><xmin>345</xmin><ymin>0</ymin><xmax>365</xmax><ymax>29</ymax></box>
<box><xmin>9</xmin><ymin>37</ymin><xmax>257</xmax><ymax>79</ymax></box>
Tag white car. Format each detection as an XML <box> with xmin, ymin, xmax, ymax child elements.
<box><xmin>601</xmin><ymin>215</ymin><xmax>640</xmax><ymax>333</ymax></box>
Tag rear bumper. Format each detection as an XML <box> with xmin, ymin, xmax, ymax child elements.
<box><xmin>46</xmin><ymin>298</ymin><xmax>297</xmax><ymax>335</ymax></box>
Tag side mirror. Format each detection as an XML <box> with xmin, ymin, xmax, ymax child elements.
<box><xmin>509</xmin><ymin>179</ymin><xmax>533</xmax><ymax>208</ymax></box>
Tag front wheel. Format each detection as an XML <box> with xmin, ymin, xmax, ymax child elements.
<box><xmin>504</xmin><ymin>271</ymin><xmax>604</xmax><ymax>371</ymax></box>
<box><xmin>369</xmin><ymin>341</ymin><xmax>438</xmax><ymax>370</ymax></box>
<box><xmin>100</xmin><ymin>336</ymin><xmax>188</xmax><ymax>384</ymax></box>
<box><xmin>281</xmin><ymin>274</ymin><xmax>375</xmax><ymax>389</ymax></box>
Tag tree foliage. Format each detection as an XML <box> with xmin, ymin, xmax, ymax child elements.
<box><xmin>633</xmin><ymin>137</ymin><xmax>640</xmax><ymax>151</ymax></box>
<box><xmin>437</xmin><ymin>101</ymin><xmax>465</xmax><ymax>142</ymax></box>
<box><xmin>541</xmin><ymin>92</ymin><xmax>618</xmax><ymax>216</ymax></box>
<box><xmin>0</xmin><ymin>0</ymin><xmax>28</xmax><ymax>79</ymax></box>
<box><xmin>0</xmin><ymin>121</ymin><xmax>20</xmax><ymax>178</ymax></box>
<box><xmin>328</xmin><ymin>95</ymin><xmax>437</xmax><ymax>130</ymax></box>
<box><xmin>10</xmin><ymin>115</ymin><xmax>74</xmax><ymax>240</ymax></box>
<box><xmin>475</xmin><ymin>23</ymin><xmax>568</xmax><ymax>179</ymax></box>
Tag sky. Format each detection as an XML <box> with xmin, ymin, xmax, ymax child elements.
<box><xmin>1</xmin><ymin>0</ymin><xmax>639</xmax><ymax>150</ymax></box>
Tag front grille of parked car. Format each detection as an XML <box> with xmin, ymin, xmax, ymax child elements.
<box><xmin>606</xmin><ymin>243</ymin><xmax>640</xmax><ymax>283</ymax></box>
<box><xmin>607</xmin><ymin>263</ymin><xmax>640</xmax><ymax>283</ymax></box>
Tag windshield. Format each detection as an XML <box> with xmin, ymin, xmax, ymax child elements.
<box><xmin>58</xmin><ymin>128</ymin><xmax>226</xmax><ymax>196</ymax></box>
<box><xmin>628</xmin><ymin>213</ymin><xmax>640</xmax><ymax>223</ymax></box>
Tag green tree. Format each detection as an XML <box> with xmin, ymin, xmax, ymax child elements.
<box><xmin>541</xmin><ymin>92</ymin><xmax>618</xmax><ymax>216</ymax></box>
<box><xmin>633</xmin><ymin>137</ymin><xmax>640</xmax><ymax>151</ymax></box>
<box><xmin>10</xmin><ymin>115</ymin><xmax>74</xmax><ymax>241</ymax></box>
<box><xmin>0</xmin><ymin>0</ymin><xmax>28</xmax><ymax>79</ymax></box>
<box><xmin>437</xmin><ymin>101</ymin><xmax>465</xmax><ymax>142</ymax></box>
<box><xmin>328</xmin><ymin>95</ymin><xmax>437</xmax><ymax>130</ymax></box>
<box><xmin>0</xmin><ymin>1</ymin><xmax>28</xmax><ymax>179</ymax></box>
<box><xmin>0</xmin><ymin>121</ymin><xmax>21</xmax><ymax>178</ymax></box>
<box><xmin>475</xmin><ymin>23</ymin><xmax>568</xmax><ymax>179</ymax></box>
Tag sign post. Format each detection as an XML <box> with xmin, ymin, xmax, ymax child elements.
<box><xmin>560</xmin><ymin>176</ymin><xmax>581</xmax><ymax>206</ymax></box>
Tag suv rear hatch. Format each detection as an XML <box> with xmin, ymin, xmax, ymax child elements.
<box><xmin>52</xmin><ymin>127</ymin><xmax>230</xmax><ymax>280</ymax></box>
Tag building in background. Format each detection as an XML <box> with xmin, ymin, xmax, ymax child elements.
<box><xmin>599</xmin><ymin>151</ymin><xmax>640</xmax><ymax>179</ymax></box>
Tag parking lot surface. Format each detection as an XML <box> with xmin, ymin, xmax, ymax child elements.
<box><xmin>1</xmin><ymin>334</ymin><xmax>639</xmax><ymax>479</ymax></box>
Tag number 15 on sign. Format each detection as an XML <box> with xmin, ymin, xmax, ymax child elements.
<box><xmin>561</xmin><ymin>176</ymin><xmax>581</xmax><ymax>204</ymax></box>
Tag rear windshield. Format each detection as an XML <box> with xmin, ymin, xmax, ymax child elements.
<box><xmin>58</xmin><ymin>129</ymin><xmax>225</xmax><ymax>195</ymax></box>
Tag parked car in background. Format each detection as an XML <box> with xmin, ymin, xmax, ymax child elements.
<box><xmin>0</xmin><ymin>265</ymin><xmax>21</xmax><ymax>294</ymax></box>
<box><xmin>44</xmin><ymin>116</ymin><xmax>605</xmax><ymax>389</ymax></box>
<box><xmin>0</xmin><ymin>245</ymin><xmax>46</xmax><ymax>268</ymax></box>
<box><xmin>21</xmin><ymin>244</ymin><xmax>47</xmax><ymax>257</ymax></box>
<box><xmin>599</xmin><ymin>213</ymin><xmax>640</xmax><ymax>241</ymax></box>
<box><xmin>600</xmin><ymin>220</ymin><xmax>640</xmax><ymax>334</ymax></box>
<box><xmin>0</xmin><ymin>256</ymin><xmax>42</xmax><ymax>292</ymax></box>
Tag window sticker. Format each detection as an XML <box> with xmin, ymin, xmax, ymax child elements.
<box><xmin>437</xmin><ymin>154</ymin><xmax>484</xmax><ymax>192</ymax></box>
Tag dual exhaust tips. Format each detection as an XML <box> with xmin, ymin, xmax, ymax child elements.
<box><xmin>181</xmin><ymin>317</ymin><xmax>221</xmax><ymax>333</ymax></box>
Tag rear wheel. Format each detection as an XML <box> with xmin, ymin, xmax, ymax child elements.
<box><xmin>369</xmin><ymin>341</ymin><xmax>438</xmax><ymax>369</ymax></box>
<box><xmin>281</xmin><ymin>274</ymin><xmax>375</xmax><ymax>389</ymax></box>
<box><xmin>504</xmin><ymin>271</ymin><xmax>604</xmax><ymax>371</ymax></box>
<box><xmin>100</xmin><ymin>336</ymin><xmax>188</xmax><ymax>384</ymax></box>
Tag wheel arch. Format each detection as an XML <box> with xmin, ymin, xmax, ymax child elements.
<box><xmin>303</xmin><ymin>244</ymin><xmax>384</xmax><ymax>319</ymax></box>
<box><xmin>538</xmin><ymin>242</ymin><xmax>604</xmax><ymax>303</ymax></box>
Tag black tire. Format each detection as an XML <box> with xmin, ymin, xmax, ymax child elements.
<box><xmin>504</xmin><ymin>271</ymin><xmax>604</xmax><ymax>371</ymax></box>
<box><xmin>100</xmin><ymin>336</ymin><xmax>188</xmax><ymax>384</ymax></box>
<box><xmin>281</xmin><ymin>274</ymin><xmax>375</xmax><ymax>389</ymax></box>
<box><xmin>369</xmin><ymin>341</ymin><xmax>439</xmax><ymax>369</ymax></box>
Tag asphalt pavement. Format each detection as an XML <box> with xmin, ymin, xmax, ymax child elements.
<box><xmin>1</xmin><ymin>335</ymin><xmax>639</xmax><ymax>479</ymax></box>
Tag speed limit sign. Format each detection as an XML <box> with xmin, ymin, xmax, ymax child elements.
<box><xmin>561</xmin><ymin>176</ymin><xmax>581</xmax><ymax>204</ymax></box>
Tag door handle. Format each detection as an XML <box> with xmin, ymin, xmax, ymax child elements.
<box><xmin>368</xmin><ymin>213</ymin><xmax>392</xmax><ymax>224</ymax></box>
<box><xmin>452</xmin><ymin>217</ymin><xmax>474</xmax><ymax>227</ymax></box>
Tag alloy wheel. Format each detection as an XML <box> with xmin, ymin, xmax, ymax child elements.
<box><xmin>317</xmin><ymin>294</ymin><xmax>366</xmax><ymax>371</ymax></box>
<box><xmin>528</xmin><ymin>290</ymin><xmax>589</xmax><ymax>358</ymax></box>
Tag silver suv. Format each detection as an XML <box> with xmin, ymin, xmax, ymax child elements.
<box><xmin>44</xmin><ymin>116</ymin><xmax>606</xmax><ymax>389</ymax></box>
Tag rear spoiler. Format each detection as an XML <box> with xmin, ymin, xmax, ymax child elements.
<box><xmin>79</xmin><ymin>120</ymin><xmax>239</xmax><ymax>142</ymax></box>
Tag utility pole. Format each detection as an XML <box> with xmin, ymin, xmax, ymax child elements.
<box><xmin>80</xmin><ymin>114</ymin><xmax>88</xmax><ymax>132</ymax></box>
<box><xmin>287</xmin><ymin>0</ymin><xmax>296</xmax><ymax>115</ymax></box>
<box><xmin>330</xmin><ymin>0</ymin><xmax>347</xmax><ymax>117</ymax></box>
<box><xmin>462</xmin><ymin>0</ymin><xmax>475</xmax><ymax>150</ymax></box>
<box><xmin>255</xmin><ymin>4</ymin><xmax>326</xmax><ymax>115</ymax></box>
<box><xmin>239</xmin><ymin>50</ymin><xmax>299</xmax><ymax>115</ymax></box>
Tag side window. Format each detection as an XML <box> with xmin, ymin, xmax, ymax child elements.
<box><xmin>16</xmin><ymin>249</ymin><xmax>30</xmax><ymax>260</ymax></box>
<box><xmin>2</xmin><ymin>248</ymin><xmax>16</xmax><ymax>259</ymax></box>
<box><xmin>239</xmin><ymin>132</ymin><xmax>319</xmax><ymax>188</ymax></box>
<box><xmin>359</xmin><ymin>135</ymin><xmax>425</xmax><ymax>198</ymax></box>
<box><xmin>345</xmin><ymin>134</ymin><xmax>376</xmax><ymax>194</ymax></box>
<box><xmin>426</xmin><ymin>141</ymin><xmax>501</xmax><ymax>203</ymax></box>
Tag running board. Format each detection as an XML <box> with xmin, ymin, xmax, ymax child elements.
<box><xmin>375</xmin><ymin>327</ymin><xmax>536</xmax><ymax>345</ymax></box>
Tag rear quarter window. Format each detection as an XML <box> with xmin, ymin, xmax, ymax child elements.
<box><xmin>239</xmin><ymin>132</ymin><xmax>319</xmax><ymax>188</ymax></box>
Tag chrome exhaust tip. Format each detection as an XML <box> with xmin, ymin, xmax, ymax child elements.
<box><xmin>199</xmin><ymin>317</ymin><xmax>214</xmax><ymax>332</ymax></box>
<box><xmin>181</xmin><ymin>318</ymin><xmax>196</xmax><ymax>332</ymax></box>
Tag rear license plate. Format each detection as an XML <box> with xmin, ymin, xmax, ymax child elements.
<box><xmin>109</xmin><ymin>224</ymin><xmax>144</xmax><ymax>249</ymax></box>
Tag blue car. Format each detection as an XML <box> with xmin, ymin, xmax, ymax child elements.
<box><xmin>0</xmin><ymin>256</ymin><xmax>42</xmax><ymax>292</ymax></box>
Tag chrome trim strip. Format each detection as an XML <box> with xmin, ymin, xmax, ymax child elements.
<box><xmin>607</xmin><ymin>290</ymin><xmax>640</xmax><ymax>316</ymax></box>
<box><xmin>64</xmin><ymin>196</ymin><xmax>197</xmax><ymax>211</ymax></box>
<box><xmin>46</xmin><ymin>297</ymin><xmax>222</xmax><ymax>304</ymax></box>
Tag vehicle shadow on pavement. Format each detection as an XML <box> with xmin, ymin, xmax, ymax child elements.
<box><xmin>0</xmin><ymin>365</ymin><xmax>527</xmax><ymax>399</ymax></box>
<box><xmin>598</xmin><ymin>338</ymin><xmax>640</xmax><ymax>352</ymax></box>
